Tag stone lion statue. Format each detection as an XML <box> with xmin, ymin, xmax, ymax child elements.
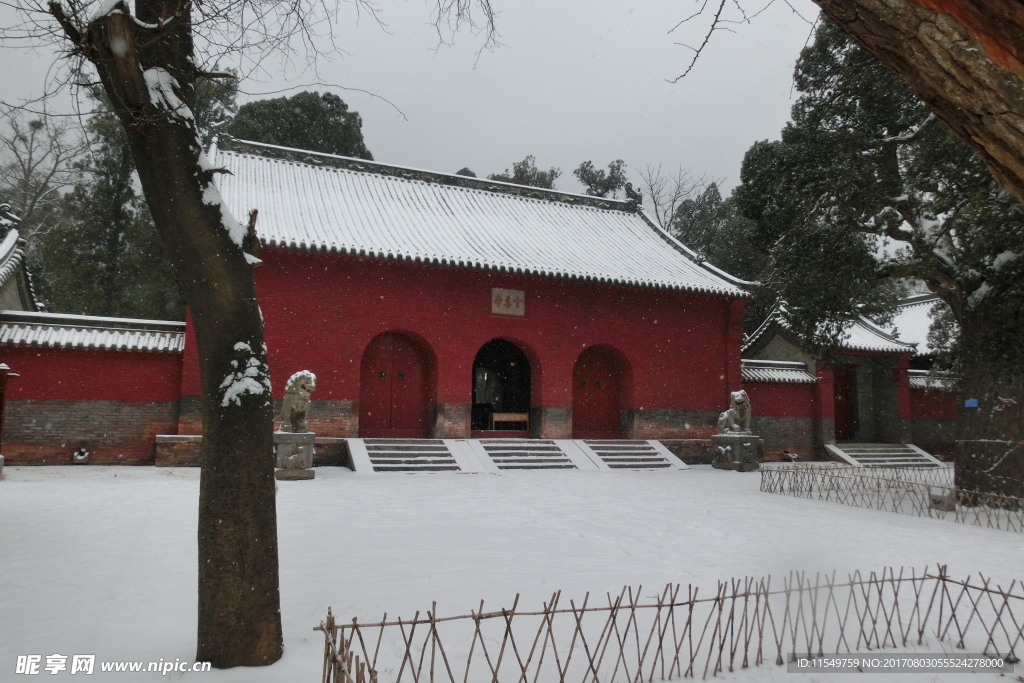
<box><xmin>280</xmin><ymin>370</ymin><xmax>316</xmax><ymax>433</ymax></box>
<box><xmin>717</xmin><ymin>390</ymin><xmax>752</xmax><ymax>434</ymax></box>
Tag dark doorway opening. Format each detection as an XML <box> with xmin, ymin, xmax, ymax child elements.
<box><xmin>471</xmin><ymin>339</ymin><xmax>531</xmax><ymax>433</ymax></box>
<box><xmin>833</xmin><ymin>364</ymin><xmax>859</xmax><ymax>441</ymax></box>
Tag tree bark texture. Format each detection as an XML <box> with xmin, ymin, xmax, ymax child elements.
<box><xmin>813</xmin><ymin>0</ymin><xmax>1024</xmax><ymax>204</ymax></box>
<box><xmin>49</xmin><ymin>1</ymin><xmax>283</xmax><ymax>667</ymax></box>
<box><xmin>953</xmin><ymin>304</ymin><xmax>1024</xmax><ymax>500</ymax></box>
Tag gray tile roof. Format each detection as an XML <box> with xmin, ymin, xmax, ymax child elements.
<box><xmin>210</xmin><ymin>138</ymin><xmax>751</xmax><ymax>297</ymax></box>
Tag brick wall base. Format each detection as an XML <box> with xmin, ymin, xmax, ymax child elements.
<box><xmin>531</xmin><ymin>405</ymin><xmax>571</xmax><ymax>439</ymax></box>
<box><xmin>3</xmin><ymin>399</ymin><xmax>179</xmax><ymax>465</ymax></box>
<box><xmin>429</xmin><ymin>403</ymin><xmax>471</xmax><ymax>438</ymax></box>
<box><xmin>156</xmin><ymin>435</ymin><xmax>352</xmax><ymax>468</ymax></box>
<box><xmin>658</xmin><ymin>439</ymin><xmax>714</xmax><ymax>464</ymax></box>
<box><xmin>638</xmin><ymin>410</ymin><xmax>719</xmax><ymax>440</ymax></box>
<box><xmin>751</xmin><ymin>416</ymin><xmax>816</xmax><ymax>460</ymax></box>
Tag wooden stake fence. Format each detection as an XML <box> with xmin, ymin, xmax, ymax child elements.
<box><xmin>316</xmin><ymin>566</ymin><xmax>1023</xmax><ymax>682</ymax></box>
<box><xmin>760</xmin><ymin>464</ymin><xmax>1024</xmax><ymax>532</ymax></box>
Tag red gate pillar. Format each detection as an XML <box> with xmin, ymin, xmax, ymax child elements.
<box><xmin>0</xmin><ymin>363</ymin><xmax>18</xmax><ymax>459</ymax></box>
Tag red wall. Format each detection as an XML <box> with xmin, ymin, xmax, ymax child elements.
<box><xmin>2</xmin><ymin>347</ymin><xmax>183</xmax><ymax>401</ymax></box>
<box><xmin>181</xmin><ymin>248</ymin><xmax>738</xmax><ymax>412</ymax></box>
<box><xmin>911</xmin><ymin>388</ymin><xmax>958</xmax><ymax>420</ymax></box>
<box><xmin>742</xmin><ymin>381</ymin><xmax>815</xmax><ymax>417</ymax></box>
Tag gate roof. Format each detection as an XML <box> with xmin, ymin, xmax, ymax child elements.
<box><xmin>209</xmin><ymin>138</ymin><xmax>750</xmax><ymax>297</ymax></box>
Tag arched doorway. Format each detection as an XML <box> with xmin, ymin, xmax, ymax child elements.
<box><xmin>359</xmin><ymin>332</ymin><xmax>430</xmax><ymax>437</ymax></box>
<box><xmin>572</xmin><ymin>346</ymin><xmax>624</xmax><ymax>438</ymax></box>
<box><xmin>472</xmin><ymin>339</ymin><xmax>531</xmax><ymax>433</ymax></box>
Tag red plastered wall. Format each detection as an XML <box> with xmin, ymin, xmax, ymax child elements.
<box><xmin>910</xmin><ymin>388</ymin><xmax>958</xmax><ymax>420</ymax></box>
<box><xmin>182</xmin><ymin>248</ymin><xmax>740</xmax><ymax>411</ymax></box>
<box><xmin>741</xmin><ymin>381</ymin><xmax>816</xmax><ymax>417</ymax></box>
<box><xmin>1</xmin><ymin>346</ymin><xmax>183</xmax><ymax>401</ymax></box>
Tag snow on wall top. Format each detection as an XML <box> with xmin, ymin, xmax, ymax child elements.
<box><xmin>890</xmin><ymin>294</ymin><xmax>943</xmax><ymax>356</ymax></box>
<box><xmin>740</xmin><ymin>359</ymin><xmax>816</xmax><ymax>384</ymax></box>
<box><xmin>209</xmin><ymin>139</ymin><xmax>750</xmax><ymax>297</ymax></box>
<box><xmin>743</xmin><ymin>302</ymin><xmax>916</xmax><ymax>355</ymax></box>
<box><xmin>0</xmin><ymin>310</ymin><xmax>185</xmax><ymax>353</ymax></box>
<box><xmin>908</xmin><ymin>369</ymin><xmax>954</xmax><ymax>391</ymax></box>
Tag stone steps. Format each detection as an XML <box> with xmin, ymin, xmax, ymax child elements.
<box><xmin>825</xmin><ymin>443</ymin><xmax>944</xmax><ymax>468</ymax></box>
<box><xmin>345</xmin><ymin>438</ymin><xmax>690</xmax><ymax>473</ymax></box>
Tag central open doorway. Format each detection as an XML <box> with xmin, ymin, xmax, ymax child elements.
<box><xmin>471</xmin><ymin>339</ymin><xmax>531</xmax><ymax>435</ymax></box>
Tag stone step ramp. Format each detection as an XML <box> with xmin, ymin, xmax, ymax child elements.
<box><xmin>349</xmin><ymin>438</ymin><xmax>461</xmax><ymax>473</ymax></box>
<box><xmin>577</xmin><ymin>440</ymin><xmax>687</xmax><ymax>470</ymax></box>
<box><xmin>825</xmin><ymin>443</ymin><xmax>944</xmax><ymax>468</ymax></box>
<box><xmin>345</xmin><ymin>438</ymin><xmax>690</xmax><ymax>473</ymax></box>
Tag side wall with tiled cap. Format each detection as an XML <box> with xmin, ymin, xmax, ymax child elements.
<box><xmin>0</xmin><ymin>347</ymin><xmax>182</xmax><ymax>464</ymax></box>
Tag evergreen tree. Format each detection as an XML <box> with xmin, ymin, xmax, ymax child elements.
<box><xmin>36</xmin><ymin>92</ymin><xmax>185</xmax><ymax>319</ymax></box>
<box><xmin>734</xmin><ymin>20</ymin><xmax>1024</xmax><ymax>496</ymax></box>
<box><xmin>488</xmin><ymin>155</ymin><xmax>560</xmax><ymax>189</ymax></box>
<box><xmin>573</xmin><ymin>159</ymin><xmax>627</xmax><ymax>198</ymax></box>
<box><xmin>228</xmin><ymin>91</ymin><xmax>373</xmax><ymax>159</ymax></box>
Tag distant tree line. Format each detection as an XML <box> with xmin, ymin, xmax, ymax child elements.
<box><xmin>0</xmin><ymin>89</ymin><xmax>374</xmax><ymax>320</ymax></box>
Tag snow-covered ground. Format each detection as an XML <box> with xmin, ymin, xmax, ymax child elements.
<box><xmin>1</xmin><ymin>465</ymin><xmax>1021</xmax><ymax>681</ymax></box>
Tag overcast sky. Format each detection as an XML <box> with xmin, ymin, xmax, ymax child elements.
<box><xmin>1</xmin><ymin>0</ymin><xmax>821</xmax><ymax>195</ymax></box>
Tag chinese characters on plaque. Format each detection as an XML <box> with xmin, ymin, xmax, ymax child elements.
<box><xmin>491</xmin><ymin>288</ymin><xmax>525</xmax><ymax>316</ymax></box>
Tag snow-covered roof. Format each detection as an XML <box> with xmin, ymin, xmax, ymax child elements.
<box><xmin>741</xmin><ymin>359</ymin><xmax>816</xmax><ymax>384</ymax></box>
<box><xmin>0</xmin><ymin>228</ymin><xmax>25</xmax><ymax>288</ymax></box>
<box><xmin>743</xmin><ymin>302</ymin><xmax>916</xmax><ymax>355</ymax></box>
<box><xmin>908</xmin><ymin>369</ymin><xmax>955</xmax><ymax>391</ymax></box>
<box><xmin>208</xmin><ymin>138</ymin><xmax>750</xmax><ymax>297</ymax></box>
<box><xmin>0</xmin><ymin>226</ymin><xmax>38</xmax><ymax>311</ymax></box>
<box><xmin>0</xmin><ymin>310</ymin><xmax>184</xmax><ymax>353</ymax></box>
<box><xmin>890</xmin><ymin>294</ymin><xmax>944</xmax><ymax>356</ymax></box>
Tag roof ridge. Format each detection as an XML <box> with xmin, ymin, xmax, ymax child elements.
<box><xmin>0</xmin><ymin>309</ymin><xmax>185</xmax><ymax>331</ymax></box>
<box><xmin>216</xmin><ymin>136</ymin><xmax>638</xmax><ymax>213</ymax></box>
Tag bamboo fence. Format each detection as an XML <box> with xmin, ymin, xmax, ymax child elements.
<box><xmin>316</xmin><ymin>566</ymin><xmax>1023</xmax><ymax>682</ymax></box>
<box><xmin>760</xmin><ymin>464</ymin><xmax>1024</xmax><ymax>532</ymax></box>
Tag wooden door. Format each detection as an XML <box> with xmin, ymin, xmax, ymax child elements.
<box><xmin>359</xmin><ymin>333</ymin><xmax>428</xmax><ymax>437</ymax></box>
<box><xmin>833</xmin><ymin>364</ymin><xmax>857</xmax><ymax>441</ymax></box>
<box><xmin>572</xmin><ymin>347</ymin><xmax>621</xmax><ymax>438</ymax></box>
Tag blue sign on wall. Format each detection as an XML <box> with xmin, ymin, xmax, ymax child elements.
<box><xmin>964</xmin><ymin>398</ymin><xmax>979</xmax><ymax>408</ymax></box>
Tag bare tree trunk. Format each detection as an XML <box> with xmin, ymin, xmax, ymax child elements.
<box><xmin>813</xmin><ymin>0</ymin><xmax>1024</xmax><ymax>204</ymax></box>
<box><xmin>49</xmin><ymin>1</ymin><xmax>282</xmax><ymax>667</ymax></box>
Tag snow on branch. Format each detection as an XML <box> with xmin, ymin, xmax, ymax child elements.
<box><xmin>881</xmin><ymin>113</ymin><xmax>937</xmax><ymax>145</ymax></box>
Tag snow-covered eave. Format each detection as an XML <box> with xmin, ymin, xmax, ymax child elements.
<box><xmin>847</xmin><ymin>315</ymin><xmax>917</xmax><ymax>354</ymax></box>
<box><xmin>741</xmin><ymin>306</ymin><xmax>787</xmax><ymax>353</ymax></box>
<box><xmin>740</xmin><ymin>359</ymin><xmax>817</xmax><ymax>384</ymax></box>
<box><xmin>261</xmin><ymin>241</ymin><xmax>749</xmax><ymax>299</ymax></box>
<box><xmin>0</xmin><ymin>310</ymin><xmax>185</xmax><ymax>354</ymax></box>
<box><xmin>636</xmin><ymin>209</ymin><xmax>755</xmax><ymax>296</ymax></box>
<box><xmin>741</xmin><ymin>305</ymin><xmax>916</xmax><ymax>355</ymax></box>
<box><xmin>0</xmin><ymin>229</ymin><xmax>25</xmax><ymax>286</ymax></box>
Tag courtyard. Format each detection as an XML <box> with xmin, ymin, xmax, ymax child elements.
<box><xmin>1</xmin><ymin>465</ymin><xmax>1021</xmax><ymax>681</ymax></box>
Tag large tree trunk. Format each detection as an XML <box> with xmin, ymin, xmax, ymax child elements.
<box><xmin>812</xmin><ymin>0</ymin><xmax>1024</xmax><ymax>205</ymax></box>
<box><xmin>49</xmin><ymin>1</ymin><xmax>283</xmax><ymax>667</ymax></box>
<box><xmin>954</xmin><ymin>301</ymin><xmax>1024</xmax><ymax>500</ymax></box>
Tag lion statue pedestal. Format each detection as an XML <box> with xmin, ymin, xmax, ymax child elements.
<box><xmin>275</xmin><ymin>371</ymin><xmax>317</xmax><ymax>481</ymax></box>
<box><xmin>711</xmin><ymin>390</ymin><xmax>763</xmax><ymax>472</ymax></box>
